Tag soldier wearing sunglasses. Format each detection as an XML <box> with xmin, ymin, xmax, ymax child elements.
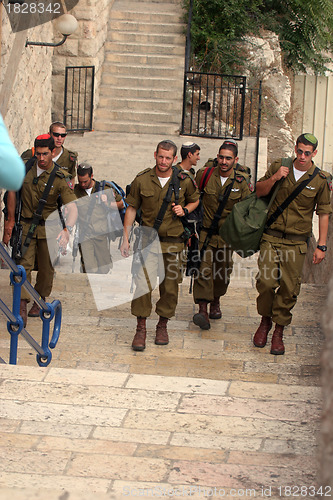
<box><xmin>21</xmin><ymin>122</ymin><xmax>78</xmax><ymax>188</ymax></box>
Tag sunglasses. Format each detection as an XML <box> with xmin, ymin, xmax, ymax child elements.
<box><xmin>296</xmin><ymin>149</ymin><xmax>312</xmax><ymax>157</ymax></box>
<box><xmin>52</xmin><ymin>132</ymin><xmax>67</xmax><ymax>138</ymax></box>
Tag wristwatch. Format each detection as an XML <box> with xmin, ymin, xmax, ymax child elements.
<box><xmin>66</xmin><ymin>225</ymin><xmax>74</xmax><ymax>234</ymax></box>
<box><xmin>317</xmin><ymin>244</ymin><xmax>327</xmax><ymax>252</ymax></box>
<box><xmin>183</xmin><ymin>207</ymin><xmax>189</xmax><ymax>218</ymax></box>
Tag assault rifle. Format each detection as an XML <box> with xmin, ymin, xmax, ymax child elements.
<box><xmin>72</xmin><ymin>223</ymin><xmax>80</xmax><ymax>273</ymax></box>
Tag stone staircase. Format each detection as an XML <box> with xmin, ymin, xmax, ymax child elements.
<box><xmin>94</xmin><ymin>0</ymin><xmax>186</xmax><ymax>135</ymax></box>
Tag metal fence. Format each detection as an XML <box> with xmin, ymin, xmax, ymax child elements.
<box><xmin>181</xmin><ymin>71</ymin><xmax>261</xmax><ymax>141</ymax></box>
<box><xmin>64</xmin><ymin>66</ymin><xmax>95</xmax><ymax>132</ymax></box>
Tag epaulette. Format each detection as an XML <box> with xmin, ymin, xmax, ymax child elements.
<box><xmin>55</xmin><ymin>169</ymin><xmax>65</xmax><ymax>179</ymax></box>
<box><xmin>178</xmin><ymin>170</ymin><xmax>189</xmax><ymax>180</ymax></box>
<box><xmin>136</xmin><ymin>167</ymin><xmax>151</xmax><ymax>177</ymax></box>
<box><xmin>203</xmin><ymin>158</ymin><xmax>216</xmax><ymax>169</ymax></box>
<box><xmin>319</xmin><ymin>170</ymin><xmax>333</xmax><ymax>190</ymax></box>
<box><xmin>67</xmin><ymin>149</ymin><xmax>78</xmax><ymax>157</ymax></box>
<box><xmin>236</xmin><ymin>163</ymin><xmax>251</xmax><ymax>175</ymax></box>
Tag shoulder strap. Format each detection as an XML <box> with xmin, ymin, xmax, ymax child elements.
<box><xmin>201</xmin><ymin>177</ymin><xmax>236</xmax><ymax>255</ymax></box>
<box><xmin>199</xmin><ymin>165</ymin><xmax>215</xmax><ymax>192</ymax></box>
<box><xmin>22</xmin><ymin>165</ymin><xmax>59</xmax><ymax>256</ymax></box>
<box><xmin>266</xmin><ymin>167</ymin><xmax>319</xmax><ymax>228</ymax></box>
<box><xmin>153</xmin><ymin>166</ymin><xmax>179</xmax><ymax>232</ymax></box>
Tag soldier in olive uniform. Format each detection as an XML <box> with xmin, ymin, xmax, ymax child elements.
<box><xmin>121</xmin><ymin>140</ymin><xmax>200</xmax><ymax>351</ymax></box>
<box><xmin>3</xmin><ymin>134</ymin><xmax>77</xmax><ymax>326</ymax></box>
<box><xmin>175</xmin><ymin>141</ymin><xmax>201</xmax><ymax>179</ymax></box>
<box><xmin>193</xmin><ymin>141</ymin><xmax>251</xmax><ymax>330</ymax></box>
<box><xmin>21</xmin><ymin>122</ymin><xmax>78</xmax><ymax>188</ymax></box>
<box><xmin>202</xmin><ymin>139</ymin><xmax>253</xmax><ymax>191</ymax></box>
<box><xmin>74</xmin><ymin>162</ymin><xmax>124</xmax><ymax>273</ymax></box>
<box><xmin>254</xmin><ymin>133</ymin><xmax>332</xmax><ymax>355</ymax></box>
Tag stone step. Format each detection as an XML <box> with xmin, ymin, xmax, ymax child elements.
<box><xmin>102</xmin><ymin>62</ymin><xmax>183</xmax><ymax>79</ymax></box>
<box><xmin>93</xmin><ymin>121</ymin><xmax>180</xmax><ymax>134</ymax></box>
<box><xmin>109</xmin><ymin>20</ymin><xmax>184</xmax><ymax>34</ymax></box>
<box><xmin>95</xmin><ymin>108</ymin><xmax>180</xmax><ymax>124</ymax></box>
<box><xmin>100</xmin><ymin>74</ymin><xmax>182</xmax><ymax>90</ymax></box>
<box><xmin>105</xmin><ymin>40</ymin><xmax>184</xmax><ymax>56</ymax></box>
<box><xmin>105</xmin><ymin>52</ymin><xmax>182</xmax><ymax>67</ymax></box>
<box><xmin>98</xmin><ymin>96</ymin><xmax>181</xmax><ymax>113</ymax></box>
<box><xmin>99</xmin><ymin>85</ymin><xmax>183</xmax><ymax>100</ymax></box>
<box><xmin>113</xmin><ymin>0</ymin><xmax>181</xmax><ymax>9</ymax></box>
<box><xmin>109</xmin><ymin>30</ymin><xmax>184</xmax><ymax>45</ymax></box>
<box><xmin>111</xmin><ymin>9</ymin><xmax>181</xmax><ymax>23</ymax></box>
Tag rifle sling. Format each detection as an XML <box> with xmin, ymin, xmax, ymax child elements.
<box><xmin>153</xmin><ymin>166</ymin><xmax>179</xmax><ymax>233</ymax></box>
<box><xmin>266</xmin><ymin>167</ymin><xmax>319</xmax><ymax>228</ymax></box>
<box><xmin>201</xmin><ymin>177</ymin><xmax>235</xmax><ymax>256</ymax></box>
<box><xmin>22</xmin><ymin>165</ymin><xmax>59</xmax><ymax>256</ymax></box>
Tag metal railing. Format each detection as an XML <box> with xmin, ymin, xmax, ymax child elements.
<box><xmin>64</xmin><ymin>66</ymin><xmax>95</xmax><ymax>132</ymax></box>
<box><xmin>0</xmin><ymin>243</ymin><xmax>61</xmax><ymax>366</ymax></box>
<box><xmin>181</xmin><ymin>72</ymin><xmax>247</xmax><ymax>140</ymax></box>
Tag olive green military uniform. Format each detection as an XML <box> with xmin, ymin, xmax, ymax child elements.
<box><xmin>256</xmin><ymin>158</ymin><xmax>332</xmax><ymax>326</ymax></box>
<box><xmin>193</xmin><ymin>166</ymin><xmax>251</xmax><ymax>303</ymax></box>
<box><xmin>19</xmin><ymin>163</ymin><xmax>76</xmax><ymax>301</ymax></box>
<box><xmin>175</xmin><ymin>161</ymin><xmax>196</xmax><ymax>180</ymax></box>
<box><xmin>21</xmin><ymin>147</ymin><xmax>78</xmax><ymax>186</ymax></box>
<box><xmin>126</xmin><ymin>166</ymin><xmax>200</xmax><ymax>318</ymax></box>
<box><xmin>74</xmin><ymin>181</ymin><xmax>122</xmax><ymax>273</ymax></box>
<box><xmin>203</xmin><ymin>158</ymin><xmax>253</xmax><ymax>191</ymax></box>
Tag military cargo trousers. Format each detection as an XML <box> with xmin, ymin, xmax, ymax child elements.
<box><xmin>19</xmin><ymin>235</ymin><xmax>54</xmax><ymax>302</ymax></box>
<box><xmin>193</xmin><ymin>244</ymin><xmax>234</xmax><ymax>303</ymax></box>
<box><xmin>131</xmin><ymin>251</ymin><xmax>182</xmax><ymax>319</ymax></box>
<box><xmin>256</xmin><ymin>238</ymin><xmax>307</xmax><ymax>326</ymax></box>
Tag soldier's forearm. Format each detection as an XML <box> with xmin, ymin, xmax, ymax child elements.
<box><xmin>186</xmin><ymin>200</ymin><xmax>200</xmax><ymax>213</ymax></box>
<box><xmin>318</xmin><ymin>213</ymin><xmax>329</xmax><ymax>245</ymax></box>
<box><xmin>65</xmin><ymin>202</ymin><xmax>78</xmax><ymax>226</ymax></box>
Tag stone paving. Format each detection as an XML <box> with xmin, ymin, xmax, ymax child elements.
<box><xmin>0</xmin><ymin>132</ymin><xmax>327</xmax><ymax>499</ymax></box>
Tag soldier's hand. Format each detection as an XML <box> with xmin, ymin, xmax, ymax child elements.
<box><xmin>3</xmin><ymin>220</ymin><xmax>14</xmax><ymax>245</ymax></box>
<box><xmin>273</xmin><ymin>166</ymin><xmax>289</xmax><ymax>181</ymax></box>
<box><xmin>101</xmin><ymin>194</ymin><xmax>108</xmax><ymax>205</ymax></box>
<box><xmin>120</xmin><ymin>239</ymin><xmax>130</xmax><ymax>258</ymax></box>
<box><xmin>172</xmin><ymin>203</ymin><xmax>185</xmax><ymax>217</ymax></box>
<box><xmin>57</xmin><ymin>228</ymin><xmax>70</xmax><ymax>255</ymax></box>
<box><xmin>312</xmin><ymin>247</ymin><xmax>326</xmax><ymax>265</ymax></box>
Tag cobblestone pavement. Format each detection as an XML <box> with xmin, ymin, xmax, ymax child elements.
<box><xmin>0</xmin><ymin>132</ymin><xmax>326</xmax><ymax>499</ymax></box>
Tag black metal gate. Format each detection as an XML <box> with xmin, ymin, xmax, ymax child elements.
<box><xmin>64</xmin><ymin>66</ymin><xmax>95</xmax><ymax>132</ymax></box>
<box><xmin>181</xmin><ymin>72</ymin><xmax>247</xmax><ymax>140</ymax></box>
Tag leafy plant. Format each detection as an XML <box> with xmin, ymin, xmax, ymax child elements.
<box><xmin>183</xmin><ymin>0</ymin><xmax>333</xmax><ymax>74</ymax></box>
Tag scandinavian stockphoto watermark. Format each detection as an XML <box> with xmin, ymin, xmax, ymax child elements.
<box><xmin>121</xmin><ymin>484</ymin><xmax>332</xmax><ymax>497</ymax></box>
<box><xmin>45</xmin><ymin>196</ymin><xmax>299</xmax><ymax>310</ymax></box>
<box><xmin>4</xmin><ymin>0</ymin><xmax>79</xmax><ymax>32</ymax></box>
<box><xmin>46</xmin><ymin>194</ymin><xmax>164</xmax><ymax>310</ymax></box>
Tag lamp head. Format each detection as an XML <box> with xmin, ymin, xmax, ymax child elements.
<box><xmin>55</xmin><ymin>14</ymin><xmax>78</xmax><ymax>36</ymax></box>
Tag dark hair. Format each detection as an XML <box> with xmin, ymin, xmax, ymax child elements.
<box><xmin>180</xmin><ymin>142</ymin><xmax>200</xmax><ymax>161</ymax></box>
<box><xmin>34</xmin><ymin>134</ymin><xmax>55</xmax><ymax>151</ymax></box>
<box><xmin>296</xmin><ymin>133</ymin><xmax>318</xmax><ymax>151</ymax></box>
<box><xmin>77</xmin><ymin>162</ymin><xmax>93</xmax><ymax>177</ymax></box>
<box><xmin>49</xmin><ymin>121</ymin><xmax>67</xmax><ymax>134</ymax></box>
<box><xmin>156</xmin><ymin>140</ymin><xmax>177</xmax><ymax>157</ymax></box>
<box><xmin>219</xmin><ymin>140</ymin><xmax>238</xmax><ymax>157</ymax></box>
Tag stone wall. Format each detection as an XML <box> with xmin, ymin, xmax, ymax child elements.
<box><xmin>0</xmin><ymin>14</ymin><xmax>53</xmax><ymax>153</ymax></box>
<box><xmin>52</xmin><ymin>0</ymin><xmax>114</xmax><ymax>125</ymax></box>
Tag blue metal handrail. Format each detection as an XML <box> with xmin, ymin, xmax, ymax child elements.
<box><xmin>0</xmin><ymin>242</ymin><xmax>61</xmax><ymax>366</ymax></box>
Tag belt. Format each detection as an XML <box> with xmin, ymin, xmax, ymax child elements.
<box><xmin>159</xmin><ymin>236</ymin><xmax>184</xmax><ymax>243</ymax></box>
<box><xmin>21</xmin><ymin>216</ymin><xmax>45</xmax><ymax>226</ymax></box>
<box><xmin>264</xmin><ymin>228</ymin><xmax>308</xmax><ymax>242</ymax></box>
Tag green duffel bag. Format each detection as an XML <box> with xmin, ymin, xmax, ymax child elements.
<box><xmin>219</xmin><ymin>192</ymin><xmax>274</xmax><ymax>258</ymax></box>
<box><xmin>220</xmin><ymin>158</ymin><xmax>295</xmax><ymax>258</ymax></box>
